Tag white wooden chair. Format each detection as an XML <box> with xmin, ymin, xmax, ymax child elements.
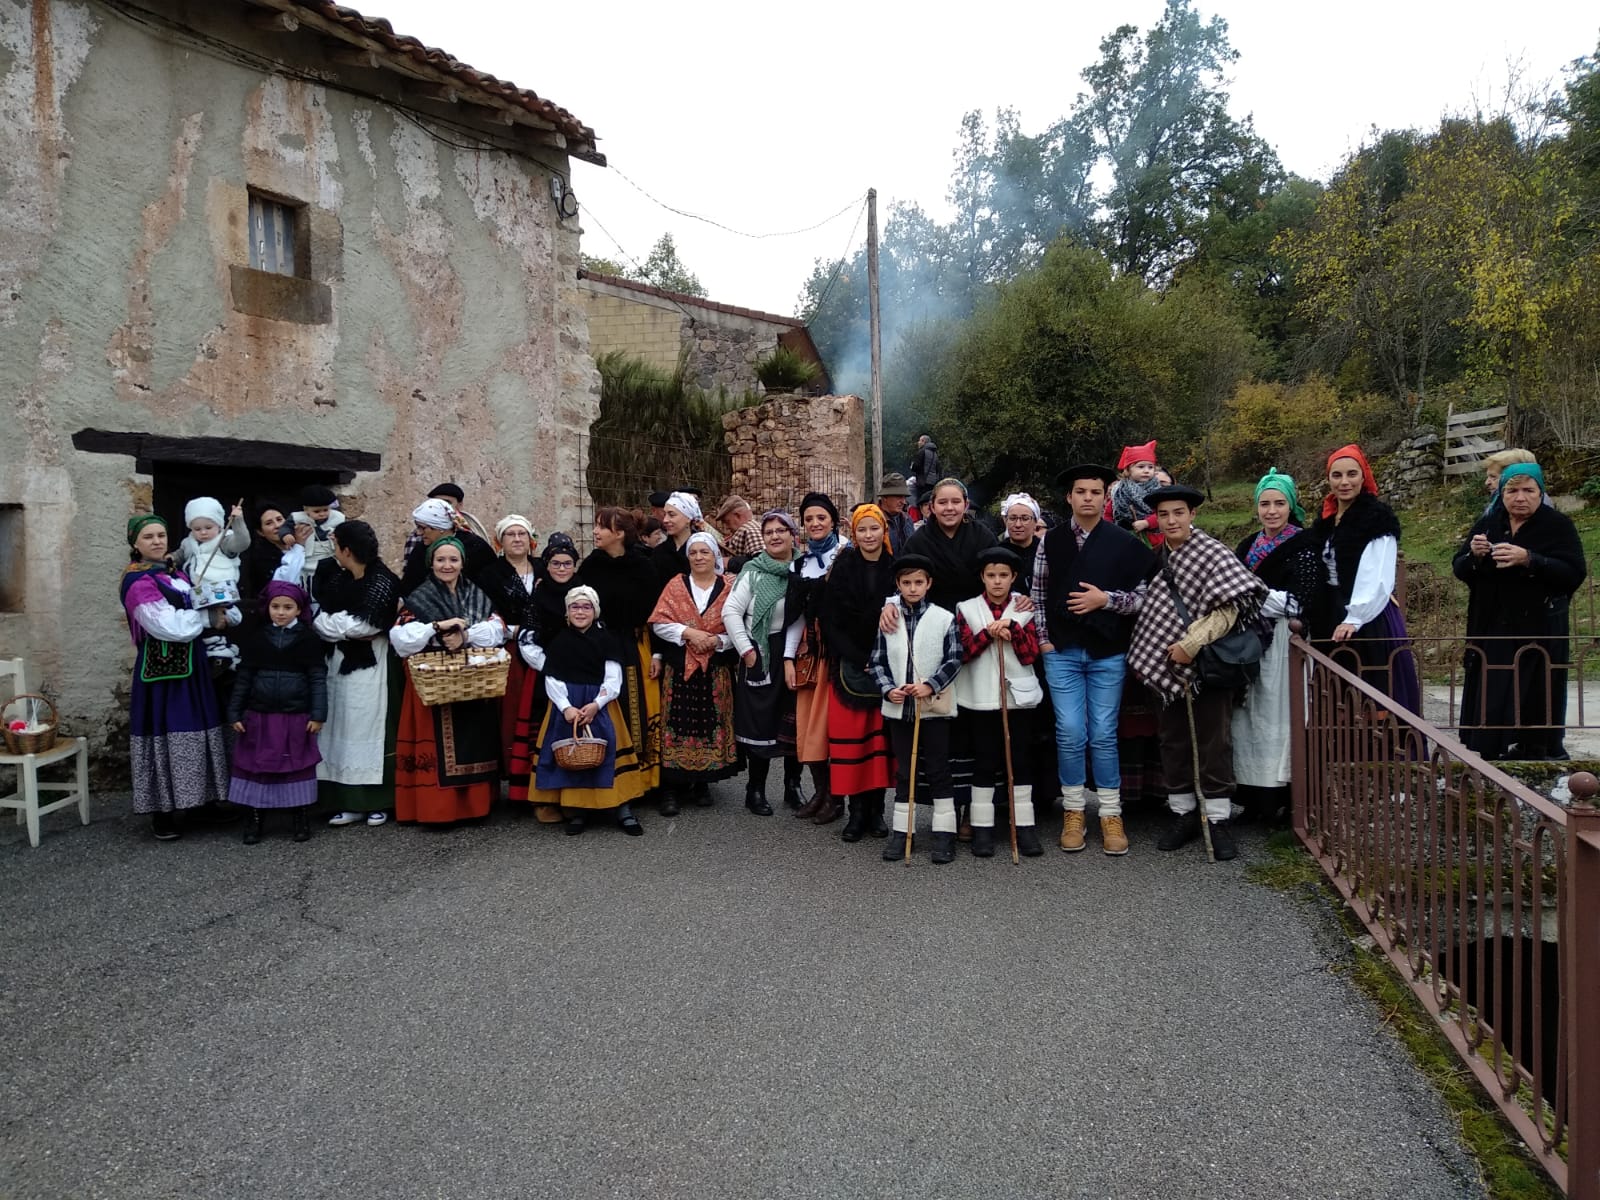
<box><xmin>0</xmin><ymin>658</ymin><xmax>90</xmax><ymax>847</ymax></box>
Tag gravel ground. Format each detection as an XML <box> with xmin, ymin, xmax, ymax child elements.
<box><xmin>1</xmin><ymin>786</ymin><xmax>1485</xmax><ymax>1200</ymax></box>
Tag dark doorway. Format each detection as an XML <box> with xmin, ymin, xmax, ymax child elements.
<box><xmin>149</xmin><ymin>463</ymin><xmax>348</xmax><ymax>537</ymax></box>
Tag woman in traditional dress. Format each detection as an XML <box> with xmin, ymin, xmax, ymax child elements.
<box><xmin>1453</xmin><ymin>462</ymin><xmax>1587</xmax><ymax>760</ymax></box>
<box><xmin>1308</xmin><ymin>444</ymin><xmax>1422</xmax><ymax>714</ymax></box>
<box><xmin>121</xmin><ymin>515</ymin><xmax>233</xmax><ymax>840</ymax></box>
<box><xmin>649</xmin><ymin>492</ymin><xmax>704</xmax><ymax>597</ymax></box>
<box><xmin>228</xmin><ymin>581</ymin><xmax>327</xmax><ymax>844</ymax></box>
<box><xmin>647</xmin><ymin>531</ymin><xmax>740</xmax><ymax>812</ymax></box>
<box><xmin>483</xmin><ymin>513</ymin><xmax>540</xmax><ymax>780</ymax></box>
<box><xmin>999</xmin><ymin>492</ymin><xmax>1059</xmax><ymax>805</ymax></box>
<box><xmin>312</xmin><ymin>520</ymin><xmax>401</xmax><ymax>827</ymax></box>
<box><xmin>1232</xmin><ymin>469</ymin><xmax>1322</xmax><ymax>817</ymax></box>
<box><xmin>510</xmin><ymin>533</ymin><xmax>581</xmax><ymax>818</ymax></box>
<box><xmin>723</xmin><ymin>510</ymin><xmax>806</xmax><ymax>815</ymax></box>
<box><xmin>822</xmin><ymin>504</ymin><xmax>896</xmax><ymax>841</ymax></box>
<box><xmin>239</xmin><ymin>501</ymin><xmax>306</xmax><ymax>610</ymax></box>
<box><xmin>389</xmin><ymin>537</ymin><xmax>508</xmax><ymax>826</ymax></box>
<box><xmin>530</xmin><ymin>586</ymin><xmax>644</xmax><ymax>835</ymax></box>
<box><xmin>790</xmin><ymin>492</ymin><xmax>845</xmax><ymax>821</ymax></box>
<box><xmin>578</xmin><ymin>508</ymin><xmax>662</xmax><ymax>804</ymax></box>
<box><xmin>1000</xmin><ymin>493</ymin><xmax>1043</xmax><ymax>593</ymax></box>
<box><xmin>895</xmin><ymin>478</ymin><xmax>1003</xmax><ymax>835</ymax></box>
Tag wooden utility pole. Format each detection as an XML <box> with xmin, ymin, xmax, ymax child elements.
<box><xmin>867</xmin><ymin>188</ymin><xmax>883</xmax><ymax>496</ymax></box>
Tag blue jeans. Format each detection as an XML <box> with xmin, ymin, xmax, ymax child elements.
<box><xmin>1042</xmin><ymin>646</ymin><xmax>1126</xmax><ymax>810</ymax></box>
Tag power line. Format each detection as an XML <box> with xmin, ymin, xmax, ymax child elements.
<box><xmin>610</xmin><ymin>167</ymin><xmax>865</xmax><ymax>240</ymax></box>
<box><xmin>805</xmin><ymin>195</ymin><xmax>870</xmax><ymax>321</ymax></box>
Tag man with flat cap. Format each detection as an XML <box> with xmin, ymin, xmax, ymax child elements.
<box><xmin>1127</xmin><ymin>482</ymin><xmax>1265</xmax><ymax>863</ymax></box>
<box><xmin>1031</xmin><ymin>464</ymin><xmax>1156</xmax><ymax>857</ymax></box>
<box><xmin>876</xmin><ymin>473</ymin><xmax>916</xmax><ymax>554</ymax></box>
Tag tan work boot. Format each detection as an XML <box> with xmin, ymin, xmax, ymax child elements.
<box><xmin>1059</xmin><ymin>810</ymin><xmax>1087</xmax><ymax>852</ymax></box>
<box><xmin>1100</xmin><ymin>814</ymin><xmax>1129</xmax><ymax>856</ymax></box>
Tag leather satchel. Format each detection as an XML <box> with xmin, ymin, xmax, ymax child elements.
<box><xmin>1162</xmin><ymin>568</ymin><xmax>1263</xmax><ymax>693</ymax></box>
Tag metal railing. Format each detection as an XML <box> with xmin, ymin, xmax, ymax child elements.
<box><xmin>1289</xmin><ymin>634</ymin><xmax>1600</xmax><ymax>1197</ymax></box>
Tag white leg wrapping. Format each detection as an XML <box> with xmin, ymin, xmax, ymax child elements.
<box><xmin>892</xmin><ymin>801</ymin><xmax>909</xmax><ymax>833</ymax></box>
<box><xmin>1096</xmin><ymin>787</ymin><xmax>1122</xmax><ymax>818</ymax></box>
<box><xmin>931</xmin><ymin>796</ymin><xmax>958</xmax><ymax>833</ymax></box>
<box><xmin>969</xmin><ymin>786</ymin><xmax>996</xmax><ymax>828</ymax></box>
<box><xmin>1167</xmin><ymin>791</ymin><xmax>1198</xmax><ymax>815</ymax></box>
<box><xmin>1062</xmin><ymin>784</ymin><xmax>1086</xmax><ymax>812</ymax></box>
<box><xmin>1203</xmin><ymin>795</ymin><xmax>1232</xmax><ymax>823</ymax></box>
<box><xmin>1013</xmin><ymin>785</ymin><xmax>1035</xmax><ymax>827</ymax></box>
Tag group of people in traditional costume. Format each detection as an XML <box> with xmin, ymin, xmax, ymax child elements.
<box><xmin>116</xmin><ymin>436</ymin><xmax>1583</xmax><ymax>857</ymax></box>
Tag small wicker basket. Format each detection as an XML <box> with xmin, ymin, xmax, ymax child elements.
<box><xmin>551</xmin><ymin>722</ymin><xmax>608</xmax><ymax>771</ymax></box>
<box><xmin>405</xmin><ymin>646</ymin><xmax>511</xmax><ymax>707</ymax></box>
<box><xmin>3</xmin><ymin>693</ymin><xmax>59</xmax><ymax>755</ymax></box>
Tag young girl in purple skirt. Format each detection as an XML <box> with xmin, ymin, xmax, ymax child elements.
<box><xmin>228</xmin><ymin>581</ymin><xmax>328</xmax><ymax>844</ymax></box>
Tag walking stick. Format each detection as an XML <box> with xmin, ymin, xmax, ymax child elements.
<box><xmin>1183</xmin><ymin>684</ymin><xmax>1216</xmax><ymax>863</ymax></box>
<box><xmin>905</xmin><ymin>695</ymin><xmax>922</xmax><ymax>864</ymax></box>
<box><xmin>998</xmin><ymin>645</ymin><xmax>1018</xmax><ymax>865</ymax></box>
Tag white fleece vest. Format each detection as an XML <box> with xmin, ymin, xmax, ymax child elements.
<box><xmin>880</xmin><ymin>600</ymin><xmax>956</xmax><ymax>721</ymax></box>
<box><xmin>953</xmin><ymin>595</ymin><xmax>1044</xmax><ymax>712</ymax></box>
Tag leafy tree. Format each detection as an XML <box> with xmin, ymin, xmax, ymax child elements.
<box><xmin>638</xmin><ymin>233</ymin><xmax>706</xmax><ymax>297</ymax></box>
<box><xmin>580</xmin><ymin>253</ymin><xmax>628</xmax><ymax>277</ymax></box>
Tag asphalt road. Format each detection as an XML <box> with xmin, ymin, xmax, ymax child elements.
<box><xmin>2</xmin><ymin>788</ymin><xmax>1485</xmax><ymax>1200</ymax></box>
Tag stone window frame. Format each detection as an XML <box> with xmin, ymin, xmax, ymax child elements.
<box><xmin>230</xmin><ymin>185</ymin><xmax>334</xmax><ymax>326</ymax></box>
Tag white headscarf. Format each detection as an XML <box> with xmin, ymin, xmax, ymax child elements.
<box><xmin>685</xmin><ymin>530</ymin><xmax>725</xmax><ymax>574</ymax></box>
<box><xmin>565</xmin><ymin>584</ymin><xmax>601</xmax><ymax>618</ymax></box>
<box><xmin>184</xmin><ymin>496</ymin><xmax>226</xmax><ymax>530</ymax></box>
<box><xmin>1001</xmin><ymin>492</ymin><xmax>1041</xmax><ymax>522</ymax></box>
<box><xmin>666</xmin><ymin>491</ymin><xmax>703</xmax><ymax>523</ymax></box>
<box><xmin>496</xmin><ymin>513</ymin><xmax>535</xmax><ymax>542</ymax></box>
<box><xmin>412</xmin><ymin>498</ymin><xmax>457</xmax><ymax>530</ymax></box>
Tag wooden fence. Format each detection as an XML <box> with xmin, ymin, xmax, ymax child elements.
<box><xmin>1444</xmin><ymin>403</ymin><xmax>1508</xmax><ymax>477</ymax></box>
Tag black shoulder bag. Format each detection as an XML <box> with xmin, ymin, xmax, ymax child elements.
<box><xmin>1161</xmin><ymin>567</ymin><xmax>1263</xmax><ymax>693</ymax></box>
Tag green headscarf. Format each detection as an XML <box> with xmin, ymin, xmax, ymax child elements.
<box><xmin>126</xmin><ymin>514</ymin><xmax>166</xmax><ymax>546</ymax></box>
<box><xmin>426</xmin><ymin>535</ymin><xmax>466</xmax><ymax>566</ymax></box>
<box><xmin>1497</xmin><ymin>462</ymin><xmax>1545</xmax><ymax>499</ymax></box>
<box><xmin>737</xmin><ymin>552</ymin><xmax>794</xmax><ymax>672</ymax></box>
<box><xmin>1253</xmin><ymin>467</ymin><xmax>1306</xmax><ymax>526</ymax></box>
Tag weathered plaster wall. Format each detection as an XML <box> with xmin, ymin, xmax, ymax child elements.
<box><xmin>0</xmin><ymin>0</ymin><xmax>600</xmax><ymax>757</ymax></box>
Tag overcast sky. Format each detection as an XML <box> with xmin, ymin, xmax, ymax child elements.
<box><xmin>367</xmin><ymin>1</ymin><xmax>1597</xmax><ymax>317</ymax></box>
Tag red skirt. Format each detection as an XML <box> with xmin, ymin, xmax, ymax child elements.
<box><xmin>394</xmin><ymin>681</ymin><xmax>496</xmax><ymax>824</ymax></box>
<box><xmin>506</xmin><ymin>660</ymin><xmax>546</xmax><ymax>804</ymax></box>
<box><xmin>826</xmin><ymin>677</ymin><xmax>892</xmax><ymax>794</ymax></box>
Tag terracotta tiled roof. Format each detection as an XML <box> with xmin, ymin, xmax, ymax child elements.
<box><xmin>276</xmin><ymin>2</ymin><xmax>602</xmax><ymax>163</ymax></box>
<box><xmin>578</xmin><ymin>270</ymin><xmax>804</xmax><ymax>328</ymax></box>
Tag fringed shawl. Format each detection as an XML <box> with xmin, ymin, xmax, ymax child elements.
<box><xmin>648</xmin><ymin>573</ymin><xmax>733</xmax><ymax>679</ymax></box>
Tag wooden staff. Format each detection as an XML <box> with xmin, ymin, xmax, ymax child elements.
<box><xmin>905</xmin><ymin>695</ymin><xmax>922</xmax><ymax>864</ymax></box>
<box><xmin>1183</xmin><ymin>685</ymin><xmax>1216</xmax><ymax>863</ymax></box>
<box><xmin>997</xmin><ymin>642</ymin><xmax>1018</xmax><ymax>865</ymax></box>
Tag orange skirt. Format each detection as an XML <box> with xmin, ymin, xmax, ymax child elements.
<box><xmin>394</xmin><ymin>680</ymin><xmax>496</xmax><ymax>825</ymax></box>
<box><xmin>793</xmin><ymin>659</ymin><xmax>832</xmax><ymax>764</ymax></box>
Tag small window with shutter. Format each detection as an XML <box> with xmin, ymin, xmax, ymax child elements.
<box><xmin>247</xmin><ymin>191</ymin><xmax>301</xmax><ymax>276</ymax></box>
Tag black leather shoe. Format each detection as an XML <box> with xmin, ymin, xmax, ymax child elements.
<box><xmin>1207</xmin><ymin>819</ymin><xmax>1238</xmax><ymax>862</ymax></box>
<box><xmin>841</xmin><ymin>800</ymin><xmax>868</xmax><ymax>843</ymax></box>
<box><xmin>242</xmin><ymin>811</ymin><xmax>264</xmax><ymax>846</ymax></box>
<box><xmin>1158</xmin><ymin>810</ymin><xmax>1201</xmax><ymax>852</ymax></box>
<box><xmin>291</xmin><ymin>808</ymin><xmax>311</xmax><ymax>843</ymax></box>
<box><xmin>618</xmin><ymin>805</ymin><xmax>644</xmax><ymax>837</ymax></box>
<box><xmin>745</xmin><ymin>787</ymin><xmax>773</xmax><ymax>817</ymax></box>
<box><xmin>564</xmin><ymin>815</ymin><xmax>587</xmax><ymax>836</ymax></box>
<box><xmin>783</xmin><ymin>781</ymin><xmax>804</xmax><ymax>810</ymax></box>
<box><xmin>659</xmin><ymin>792</ymin><xmax>681</xmax><ymax>817</ymax></box>
<box><xmin>1016</xmin><ymin>825</ymin><xmax>1044</xmax><ymax>857</ymax></box>
<box><xmin>881</xmin><ymin>831</ymin><xmax>907</xmax><ymax>861</ymax></box>
<box><xmin>152</xmin><ymin>812</ymin><xmax>181</xmax><ymax>841</ymax></box>
<box><xmin>930</xmin><ymin>832</ymin><xmax>956</xmax><ymax>864</ymax></box>
<box><xmin>691</xmin><ymin>782</ymin><xmax>714</xmax><ymax>807</ymax></box>
<box><xmin>970</xmin><ymin>825</ymin><xmax>995</xmax><ymax>858</ymax></box>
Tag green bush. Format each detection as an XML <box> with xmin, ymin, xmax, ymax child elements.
<box><xmin>755</xmin><ymin>346</ymin><xmax>821</xmax><ymax>391</ymax></box>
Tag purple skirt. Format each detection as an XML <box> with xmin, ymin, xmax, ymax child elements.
<box><xmin>230</xmin><ymin>775</ymin><xmax>317</xmax><ymax>809</ymax></box>
<box><xmin>232</xmin><ymin>710</ymin><xmax>322</xmax><ymax>778</ymax></box>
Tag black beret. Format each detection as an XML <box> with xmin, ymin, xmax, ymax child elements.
<box><xmin>976</xmin><ymin>545</ymin><xmax>1023</xmax><ymax>573</ymax></box>
<box><xmin>1146</xmin><ymin>483</ymin><xmax>1205</xmax><ymax>509</ymax></box>
<box><xmin>648</xmin><ymin>491</ymin><xmax>670</xmax><ymax>508</ymax></box>
<box><xmin>1054</xmin><ymin>463</ymin><xmax>1116</xmax><ymax>489</ymax></box>
<box><xmin>299</xmin><ymin>484</ymin><xmax>337</xmax><ymax>507</ymax></box>
<box><xmin>429</xmin><ymin>482</ymin><xmax>465</xmax><ymax>502</ymax></box>
<box><xmin>893</xmin><ymin>553</ymin><xmax>936</xmax><ymax>578</ymax></box>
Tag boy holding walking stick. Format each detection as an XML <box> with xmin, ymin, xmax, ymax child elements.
<box><xmin>954</xmin><ymin>546</ymin><xmax>1045</xmax><ymax>859</ymax></box>
<box><xmin>869</xmin><ymin>554</ymin><xmax>963</xmax><ymax>864</ymax></box>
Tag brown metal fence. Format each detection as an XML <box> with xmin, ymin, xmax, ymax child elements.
<box><xmin>1290</xmin><ymin>635</ymin><xmax>1600</xmax><ymax>1196</ymax></box>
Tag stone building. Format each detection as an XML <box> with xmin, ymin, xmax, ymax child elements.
<box><xmin>1</xmin><ymin>0</ymin><xmax>603</xmax><ymax>760</ymax></box>
<box><xmin>578</xmin><ymin>270</ymin><xmax>831</xmax><ymax>396</ymax></box>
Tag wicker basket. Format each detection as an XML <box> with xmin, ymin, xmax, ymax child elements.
<box><xmin>3</xmin><ymin>692</ymin><xmax>59</xmax><ymax>755</ymax></box>
<box><xmin>551</xmin><ymin>722</ymin><xmax>608</xmax><ymax>771</ymax></box>
<box><xmin>405</xmin><ymin>646</ymin><xmax>510</xmax><ymax>707</ymax></box>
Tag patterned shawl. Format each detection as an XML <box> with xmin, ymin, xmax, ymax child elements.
<box><xmin>1128</xmin><ymin>528</ymin><xmax>1266</xmax><ymax>703</ymax></box>
<box><xmin>648</xmin><ymin>572</ymin><xmax>733</xmax><ymax>679</ymax></box>
<box><xmin>402</xmin><ymin>572</ymin><xmax>495</xmax><ymax>628</ymax></box>
<box><xmin>1243</xmin><ymin>525</ymin><xmax>1301</xmax><ymax>572</ymax></box>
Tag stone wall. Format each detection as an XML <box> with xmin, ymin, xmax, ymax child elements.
<box><xmin>722</xmin><ymin>394</ymin><xmax>865</xmax><ymax>516</ymax></box>
<box><xmin>1380</xmin><ymin>431</ymin><xmax>1445</xmax><ymax>505</ymax></box>
<box><xmin>0</xmin><ymin>1</ymin><xmax>600</xmax><ymax>760</ymax></box>
<box><xmin>682</xmin><ymin>315</ymin><xmax>765</xmax><ymax>394</ymax></box>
